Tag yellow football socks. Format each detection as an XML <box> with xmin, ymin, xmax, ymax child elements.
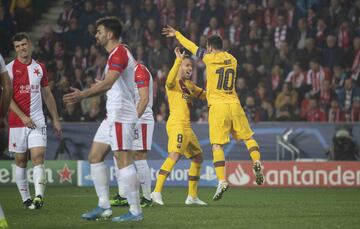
<box><xmin>213</xmin><ymin>148</ymin><xmax>225</xmax><ymax>181</ymax></box>
<box><xmin>188</xmin><ymin>162</ymin><xmax>201</xmax><ymax>198</ymax></box>
<box><xmin>245</xmin><ymin>139</ymin><xmax>261</xmax><ymax>162</ymax></box>
<box><xmin>154</xmin><ymin>157</ymin><xmax>176</xmax><ymax>193</ymax></box>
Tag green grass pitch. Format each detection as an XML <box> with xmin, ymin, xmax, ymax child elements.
<box><xmin>1</xmin><ymin>186</ymin><xmax>359</xmax><ymax>229</ymax></box>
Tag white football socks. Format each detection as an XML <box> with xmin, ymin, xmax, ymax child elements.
<box><xmin>113</xmin><ymin>156</ymin><xmax>126</xmax><ymax>197</ymax></box>
<box><xmin>15</xmin><ymin>165</ymin><xmax>31</xmax><ymax>202</ymax></box>
<box><xmin>90</xmin><ymin>162</ymin><xmax>110</xmax><ymax>209</ymax></box>
<box><xmin>33</xmin><ymin>164</ymin><xmax>46</xmax><ymax>197</ymax></box>
<box><xmin>134</xmin><ymin>160</ymin><xmax>151</xmax><ymax>200</ymax></box>
<box><xmin>119</xmin><ymin>164</ymin><xmax>141</xmax><ymax>216</ymax></box>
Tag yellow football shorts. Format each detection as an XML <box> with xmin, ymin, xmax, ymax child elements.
<box><xmin>166</xmin><ymin>124</ymin><xmax>202</xmax><ymax>158</ymax></box>
<box><xmin>209</xmin><ymin>103</ymin><xmax>254</xmax><ymax>145</ymax></box>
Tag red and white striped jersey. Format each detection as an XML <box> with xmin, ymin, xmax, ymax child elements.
<box><xmin>6</xmin><ymin>59</ymin><xmax>48</xmax><ymax>127</ymax></box>
<box><xmin>105</xmin><ymin>44</ymin><xmax>137</xmax><ymax>123</ymax></box>
<box><xmin>134</xmin><ymin>63</ymin><xmax>154</xmax><ymax>123</ymax></box>
<box><xmin>0</xmin><ymin>54</ymin><xmax>6</xmax><ymax>73</ymax></box>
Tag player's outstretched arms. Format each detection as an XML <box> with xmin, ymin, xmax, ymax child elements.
<box><xmin>162</xmin><ymin>25</ymin><xmax>199</xmax><ymax>56</ymax></box>
<box><xmin>166</xmin><ymin>47</ymin><xmax>185</xmax><ymax>89</ymax></box>
<box><xmin>63</xmin><ymin>70</ymin><xmax>119</xmax><ymax>105</ymax></box>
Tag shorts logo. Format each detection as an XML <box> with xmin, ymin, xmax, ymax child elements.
<box><xmin>12</xmin><ymin>142</ymin><xmax>17</xmax><ymax>148</ymax></box>
<box><xmin>176</xmin><ymin>143</ymin><xmax>181</xmax><ymax>149</ymax></box>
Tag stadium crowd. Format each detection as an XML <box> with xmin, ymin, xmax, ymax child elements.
<box><xmin>1</xmin><ymin>0</ymin><xmax>360</xmax><ymax>123</ymax></box>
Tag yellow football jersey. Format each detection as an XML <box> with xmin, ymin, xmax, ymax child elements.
<box><xmin>166</xmin><ymin>58</ymin><xmax>206</xmax><ymax>126</ymax></box>
<box><xmin>175</xmin><ymin>31</ymin><xmax>240</xmax><ymax>106</ymax></box>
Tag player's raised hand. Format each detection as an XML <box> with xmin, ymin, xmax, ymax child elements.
<box><xmin>162</xmin><ymin>25</ymin><xmax>176</xmax><ymax>37</ymax></box>
<box><xmin>174</xmin><ymin>47</ymin><xmax>185</xmax><ymax>59</ymax></box>
<box><xmin>63</xmin><ymin>87</ymin><xmax>83</xmax><ymax>105</ymax></box>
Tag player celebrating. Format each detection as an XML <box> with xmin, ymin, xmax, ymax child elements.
<box><xmin>63</xmin><ymin>17</ymin><xmax>143</xmax><ymax>222</ymax></box>
<box><xmin>6</xmin><ymin>33</ymin><xmax>61</xmax><ymax>209</ymax></box>
<box><xmin>162</xmin><ymin>25</ymin><xmax>265</xmax><ymax>201</ymax></box>
<box><xmin>151</xmin><ymin>47</ymin><xmax>207</xmax><ymax>206</ymax></box>
<box><xmin>0</xmin><ymin>53</ymin><xmax>11</xmax><ymax>229</ymax></box>
<box><xmin>111</xmin><ymin>63</ymin><xmax>154</xmax><ymax>208</ymax></box>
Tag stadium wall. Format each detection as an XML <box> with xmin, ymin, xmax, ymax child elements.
<box><xmin>0</xmin><ymin>160</ymin><xmax>359</xmax><ymax>188</ymax></box>
<box><xmin>45</xmin><ymin>122</ymin><xmax>360</xmax><ymax>160</ymax></box>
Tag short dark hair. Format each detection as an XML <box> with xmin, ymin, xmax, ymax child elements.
<box><xmin>12</xmin><ymin>32</ymin><xmax>31</xmax><ymax>43</ymax></box>
<box><xmin>207</xmin><ymin>35</ymin><xmax>223</xmax><ymax>50</ymax></box>
<box><xmin>95</xmin><ymin>16</ymin><xmax>122</xmax><ymax>39</ymax></box>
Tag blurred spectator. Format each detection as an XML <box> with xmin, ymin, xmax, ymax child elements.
<box><xmin>284</xmin><ymin>0</ymin><xmax>302</xmax><ymax>29</ymax></box>
<box><xmin>81</xmin><ymin>76</ymin><xmax>101</xmax><ymax>121</ymax></box>
<box><xmin>139</xmin><ymin>0</ymin><xmax>160</xmax><ymax>23</ymax></box>
<box><xmin>0</xmin><ymin>4</ymin><xmax>15</xmax><ymax>56</ymax></box>
<box><xmin>285</xmin><ymin>62</ymin><xmax>306</xmax><ymax>94</ymax></box>
<box><xmin>159</xmin><ymin>0</ymin><xmax>176</xmax><ymax>27</ymax></box>
<box><xmin>310</xmin><ymin>18</ymin><xmax>332</xmax><ymax>48</ymax></box>
<box><xmin>242</xmin><ymin>62</ymin><xmax>261</xmax><ymax>91</ymax></box>
<box><xmin>297</xmin><ymin>38</ymin><xmax>322</xmax><ymax>68</ymax></box>
<box><xmin>332</xmin><ymin>65</ymin><xmax>347</xmax><ymax>91</ymax></box>
<box><xmin>337</xmin><ymin>77</ymin><xmax>360</xmax><ymax>111</ymax></box>
<box><xmin>322</xmin><ymin>34</ymin><xmax>343</xmax><ymax>69</ymax></box>
<box><xmin>235</xmin><ymin>77</ymin><xmax>251</xmax><ymax>106</ymax></box>
<box><xmin>270</xmin><ymin>64</ymin><xmax>283</xmax><ymax>93</ymax></box>
<box><xmin>103</xmin><ymin>0</ymin><xmax>120</xmax><ymax>18</ymax></box>
<box><xmin>224</xmin><ymin>0</ymin><xmax>241</xmax><ymax>27</ymax></box>
<box><xmin>292</xmin><ymin>18</ymin><xmax>309</xmax><ymax>50</ymax></box>
<box><xmin>121</xmin><ymin>3</ymin><xmax>133</xmax><ymax>31</ymax></box>
<box><xmin>316</xmin><ymin>79</ymin><xmax>336</xmax><ymax>111</ymax></box>
<box><xmin>306</xmin><ymin>58</ymin><xmax>331</xmax><ymax>95</ymax></box>
<box><xmin>276</xmin><ymin>94</ymin><xmax>297</xmax><ymax>121</ymax></box>
<box><xmin>328</xmin><ymin>99</ymin><xmax>345</xmax><ymax>122</ymax></box>
<box><xmin>275</xmin><ymin>82</ymin><xmax>298</xmax><ymax>111</ymax></box>
<box><xmin>56</xmin><ymin>1</ymin><xmax>74</xmax><ymax>34</ymax></box>
<box><xmin>202</xmin><ymin>0</ymin><xmax>225</xmax><ymax>28</ymax></box>
<box><xmin>147</xmin><ymin>39</ymin><xmax>170</xmax><ymax>74</ymax></box>
<box><xmin>72</xmin><ymin>67</ymin><xmax>84</xmax><ymax>90</ymax></box>
<box><xmin>351</xmin><ymin>37</ymin><xmax>360</xmax><ymax>87</ymax></box>
<box><xmin>305</xmin><ymin>97</ymin><xmax>327</xmax><ymax>122</ymax></box>
<box><xmin>10</xmin><ymin>0</ymin><xmax>33</xmax><ymax>31</ymax></box>
<box><xmin>259</xmin><ymin>36</ymin><xmax>276</xmax><ymax>71</ymax></box>
<box><xmin>71</xmin><ymin>46</ymin><xmax>87</xmax><ymax>69</ymax></box>
<box><xmin>78</xmin><ymin>0</ymin><xmax>100</xmax><ymax>33</ymax></box>
<box><xmin>180</xmin><ymin>0</ymin><xmax>202</xmax><ymax>32</ymax></box>
<box><xmin>273</xmin><ymin>14</ymin><xmax>292</xmax><ymax>49</ymax></box>
<box><xmin>63</xmin><ymin>18</ymin><xmax>82</xmax><ymax>54</ymax></box>
<box><xmin>321</xmin><ymin>0</ymin><xmax>347</xmax><ymax>28</ymax></box>
<box><xmin>203</xmin><ymin>17</ymin><xmax>224</xmax><ymax>38</ymax></box>
<box><xmin>38</xmin><ymin>25</ymin><xmax>58</xmax><ymax>60</ymax></box>
<box><xmin>82</xmin><ymin>23</ymin><xmax>96</xmax><ymax>50</ymax></box>
<box><xmin>144</xmin><ymin>18</ymin><xmax>158</xmax><ymax>49</ymax></box>
<box><xmin>244</xmin><ymin>95</ymin><xmax>261</xmax><ymax>123</ymax></box>
<box><xmin>125</xmin><ymin>18</ymin><xmax>144</xmax><ymax>50</ymax></box>
<box><xmin>227</xmin><ymin>15</ymin><xmax>245</xmax><ymax>47</ymax></box>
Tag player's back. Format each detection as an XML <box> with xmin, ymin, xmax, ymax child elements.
<box><xmin>203</xmin><ymin>51</ymin><xmax>239</xmax><ymax>106</ymax></box>
<box><xmin>105</xmin><ymin>44</ymin><xmax>137</xmax><ymax>123</ymax></box>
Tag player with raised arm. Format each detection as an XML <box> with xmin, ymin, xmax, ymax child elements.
<box><xmin>111</xmin><ymin>63</ymin><xmax>154</xmax><ymax>208</ymax></box>
<box><xmin>162</xmin><ymin>25</ymin><xmax>264</xmax><ymax>201</ymax></box>
<box><xmin>6</xmin><ymin>33</ymin><xmax>62</xmax><ymax>209</ymax></box>
<box><xmin>63</xmin><ymin>17</ymin><xmax>143</xmax><ymax>222</ymax></box>
<box><xmin>151</xmin><ymin>47</ymin><xmax>207</xmax><ymax>206</ymax></box>
<box><xmin>0</xmin><ymin>53</ymin><xmax>12</xmax><ymax>229</ymax></box>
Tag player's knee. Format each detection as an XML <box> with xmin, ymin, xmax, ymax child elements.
<box><xmin>15</xmin><ymin>156</ymin><xmax>27</xmax><ymax>168</ymax></box>
<box><xmin>168</xmin><ymin>152</ymin><xmax>181</xmax><ymax>162</ymax></box>
<box><xmin>88</xmin><ymin>153</ymin><xmax>102</xmax><ymax>163</ymax></box>
<box><xmin>212</xmin><ymin>144</ymin><xmax>223</xmax><ymax>151</ymax></box>
<box><xmin>31</xmin><ymin>154</ymin><xmax>44</xmax><ymax>166</ymax></box>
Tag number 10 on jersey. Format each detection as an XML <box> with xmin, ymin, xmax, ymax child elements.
<box><xmin>216</xmin><ymin>67</ymin><xmax>235</xmax><ymax>91</ymax></box>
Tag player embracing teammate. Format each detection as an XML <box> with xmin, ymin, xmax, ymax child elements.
<box><xmin>162</xmin><ymin>25</ymin><xmax>265</xmax><ymax>200</ymax></box>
